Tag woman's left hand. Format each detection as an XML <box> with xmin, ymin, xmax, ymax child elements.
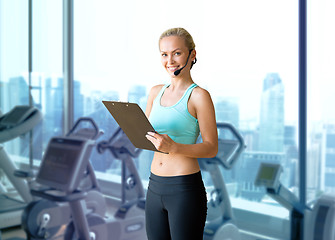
<box><xmin>146</xmin><ymin>132</ymin><xmax>175</xmax><ymax>153</ymax></box>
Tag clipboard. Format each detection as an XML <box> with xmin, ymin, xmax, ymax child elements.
<box><xmin>102</xmin><ymin>101</ymin><xmax>160</xmax><ymax>152</ymax></box>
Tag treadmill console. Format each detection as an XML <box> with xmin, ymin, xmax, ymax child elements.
<box><xmin>37</xmin><ymin>137</ymin><xmax>93</xmax><ymax>192</ymax></box>
<box><xmin>0</xmin><ymin>106</ymin><xmax>36</xmax><ymax>127</ymax></box>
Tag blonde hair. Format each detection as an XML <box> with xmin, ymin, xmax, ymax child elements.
<box><xmin>159</xmin><ymin>27</ymin><xmax>196</xmax><ymax>50</ymax></box>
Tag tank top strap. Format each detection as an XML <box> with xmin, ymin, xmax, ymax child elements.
<box><xmin>179</xmin><ymin>83</ymin><xmax>198</xmax><ymax>106</ymax></box>
<box><xmin>154</xmin><ymin>84</ymin><xmax>170</xmax><ymax>103</ymax></box>
<box><xmin>172</xmin><ymin>83</ymin><xmax>198</xmax><ymax>118</ymax></box>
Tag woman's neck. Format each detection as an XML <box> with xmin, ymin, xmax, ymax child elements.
<box><xmin>169</xmin><ymin>75</ymin><xmax>194</xmax><ymax>90</ymax></box>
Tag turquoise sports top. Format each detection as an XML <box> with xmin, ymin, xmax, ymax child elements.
<box><xmin>149</xmin><ymin>83</ymin><xmax>200</xmax><ymax>144</ymax></box>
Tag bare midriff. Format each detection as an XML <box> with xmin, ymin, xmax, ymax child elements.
<box><xmin>151</xmin><ymin>152</ymin><xmax>200</xmax><ymax>176</ymax></box>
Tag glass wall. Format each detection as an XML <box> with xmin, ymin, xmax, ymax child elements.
<box><xmin>0</xmin><ymin>0</ymin><xmax>30</xmax><ymax>198</ymax></box>
<box><xmin>3</xmin><ymin>0</ymin><xmax>333</xmax><ymax>239</ymax></box>
<box><xmin>0</xmin><ymin>0</ymin><xmax>62</xmax><ymax>201</ymax></box>
<box><xmin>307</xmin><ymin>0</ymin><xmax>335</xmax><ymax>202</ymax></box>
<box><xmin>0</xmin><ymin>0</ymin><xmax>62</xmax><ymax>155</ymax></box>
<box><xmin>32</xmin><ymin>0</ymin><xmax>63</xmax><ymax>152</ymax></box>
<box><xmin>0</xmin><ymin>1</ymin><xmax>29</xmax><ymax>155</ymax></box>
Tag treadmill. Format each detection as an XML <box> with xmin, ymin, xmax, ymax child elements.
<box><xmin>199</xmin><ymin>122</ymin><xmax>246</xmax><ymax>240</ymax></box>
<box><xmin>0</xmin><ymin>105</ymin><xmax>42</xmax><ymax>229</ymax></box>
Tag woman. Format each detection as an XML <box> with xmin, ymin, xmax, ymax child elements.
<box><xmin>145</xmin><ymin>27</ymin><xmax>218</xmax><ymax>240</ymax></box>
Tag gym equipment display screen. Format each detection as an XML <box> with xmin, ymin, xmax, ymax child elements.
<box><xmin>255</xmin><ymin>163</ymin><xmax>282</xmax><ymax>189</ymax></box>
<box><xmin>37</xmin><ymin>138</ymin><xmax>85</xmax><ymax>191</ymax></box>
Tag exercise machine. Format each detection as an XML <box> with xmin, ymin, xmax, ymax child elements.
<box><xmin>0</xmin><ymin>105</ymin><xmax>42</xmax><ymax>229</ymax></box>
<box><xmin>96</xmin><ymin>127</ymin><xmax>145</xmax><ymax>204</ymax></box>
<box><xmin>199</xmin><ymin>122</ymin><xmax>246</xmax><ymax>240</ymax></box>
<box><xmin>255</xmin><ymin>162</ymin><xmax>335</xmax><ymax>240</ymax></box>
<box><xmin>22</xmin><ymin>117</ymin><xmax>107</xmax><ymax>239</ymax></box>
<box><xmin>305</xmin><ymin>193</ymin><xmax>335</xmax><ymax>240</ymax></box>
<box><xmin>30</xmin><ymin>119</ymin><xmax>146</xmax><ymax>240</ymax></box>
<box><xmin>95</xmin><ymin>127</ymin><xmax>146</xmax><ymax>238</ymax></box>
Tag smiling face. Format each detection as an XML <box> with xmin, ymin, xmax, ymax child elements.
<box><xmin>159</xmin><ymin>36</ymin><xmax>193</xmax><ymax>77</ymax></box>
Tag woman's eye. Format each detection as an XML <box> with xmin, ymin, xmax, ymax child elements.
<box><xmin>162</xmin><ymin>53</ymin><xmax>167</xmax><ymax>57</ymax></box>
<box><xmin>174</xmin><ymin>52</ymin><xmax>181</xmax><ymax>56</ymax></box>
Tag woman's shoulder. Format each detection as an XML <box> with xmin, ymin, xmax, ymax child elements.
<box><xmin>148</xmin><ymin>84</ymin><xmax>166</xmax><ymax>102</ymax></box>
<box><xmin>150</xmin><ymin>84</ymin><xmax>165</xmax><ymax>92</ymax></box>
<box><xmin>188</xmin><ymin>84</ymin><xmax>215</xmax><ymax>117</ymax></box>
<box><xmin>192</xmin><ymin>85</ymin><xmax>212</xmax><ymax>100</ymax></box>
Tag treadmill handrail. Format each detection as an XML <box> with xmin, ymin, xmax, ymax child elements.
<box><xmin>0</xmin><ymin>106</ymin><xmax>42</xmax><ymax>143</ymax></box>
<box><xmin>217</xmin><ymin>122</ymin><xmax>246</xmax><ymax>169</ymax></box>
<box><xmin>97</xmin><ymin>127</ymin><xmax>142</xmax><ymax>158</ymax></box>
<box><xmin>66</xmin><ymin>117</ymin><xmax>102</xmax><ymax>140</ymax></box>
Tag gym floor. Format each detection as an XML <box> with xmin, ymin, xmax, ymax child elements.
<box><xmin>0</xmin><ymin>204</ymin><xmax>120</xmax><ymax>240</ymax></box>
<box><xmin>1</xmin><ymin>225</ymin><xmax>67</xmax><ymax>240</ymax></box>
<box><xmin>1</xmin><ymin>227</ymin><xmax>277</xmax><ymax>240</ymax></box>
<box><xmin>1</xmin><ymin>226</ymin><xmax>26</xmax><ymax>239</ymax></box>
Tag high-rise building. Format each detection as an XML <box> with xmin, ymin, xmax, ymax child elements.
<box><xmin>307</xmin><ymin>131</ymin><xmax>322</xmax><ymax>199</ymax></box>
<box><xmin>283</xmin><ymin>125</ymin><xmax>298</xmax><ymax>188</ymax></box>
<box><xmin>128</xmin><ymin>85</ymin><xmax>147</xmax><ymax>110</ymax></box>
<box><xmin>44</xmin><ymin>77</ymin><xmax>84</xmax><ymax>141</ymax></box>
<box><xmin>323</xmin><ymin>125</ymin><xmax>335</xmax><ymax>192</ymax></box>
<box><xmin>240</xmin><ymin>129</ymin><xmax>258</xmax><ymax>152</ymax></box>
<box><xmin>215</xmin><ymin>97</ymin><xmax>239</xmax><ymax>127</ymax></box>
<box><xmin>284</xmin><ymin>125</ymin><xmax>296</xmax><ymax>146</ymax></box>
<box><xmin>306</xmin><ymin>124</ymin><xmax>335</xmax><ymax>199</ymax></box>
<box><xmin>44</xmin><ymin>77</ymin><xmax>63</xmax><ymax>143</ymax></box>
<box><xmin>8</xmin><ymin>76</ymin><xmax>29</xmax><ymax>109</ymax></box>
<box><xmin>259</xmin><ymin>73</ymin><xmax>285</xmax><ymax>152</ymax></box>
<box><xmin>215</xmin><ymin>97</ymin><xmax>239</xmax><ymax>141</ymax></box>
<box><xmin>74</xmin><ymin>80</ymin><xmax>84</xmax><ymax>122</ymax></box>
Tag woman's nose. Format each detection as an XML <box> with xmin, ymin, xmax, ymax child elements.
<box><xmin>167</xmin><ymin>55</ymin><xmax>174</xmax><ymax>64</ymax></box>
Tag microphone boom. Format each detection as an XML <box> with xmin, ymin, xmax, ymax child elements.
<box><xmin>174</xmin><ymin>50</ymin><xmax>192</xmax><ymax>76</ymax></box>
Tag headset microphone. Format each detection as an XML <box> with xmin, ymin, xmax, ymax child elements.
<box><xmin>174</xmin><ymin>50</ymin><xmax>192</xmax><ymax>76</ymax></box>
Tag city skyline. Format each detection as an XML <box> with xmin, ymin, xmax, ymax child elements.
<box><xmin>2</xmin><ymin>70</ymin><xmax>334</xmax><ymax>202</ymax></box>
<box><xmin>2</xmin><ymin>1</ymin><xmax>335</xmax><ymax>124</ymax></box>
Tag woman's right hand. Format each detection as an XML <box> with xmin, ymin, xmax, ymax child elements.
<box><xmin>146</xmin><ymin>131</ymin><xmax>176</xmax><ymax>154</ymax></box>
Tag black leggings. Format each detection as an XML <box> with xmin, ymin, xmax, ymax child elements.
<box><xmin>145</xmin><ymin>171</ymin><xmax>207</xmax><ymax>240</ymax></box>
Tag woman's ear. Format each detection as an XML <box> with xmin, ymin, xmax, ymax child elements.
<box><xmin>191</xmin><ymin>49</ymin><xmax>197</xmax><ymax>62</ymax></box>
<box><xmin>190</xmin><ymin>49</ymin><xmax>197</xmax><ymax>69</ymax></box>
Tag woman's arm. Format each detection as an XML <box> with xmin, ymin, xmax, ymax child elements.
<box><xmin>146</xmin><ymin>87</ymin><xmax>218</xmax><ymax>158</ymax></box>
